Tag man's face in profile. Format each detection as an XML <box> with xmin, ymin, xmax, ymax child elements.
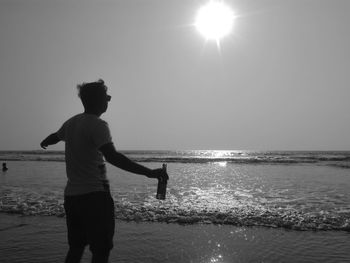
<box><xmin>99</xmin><ymin>92</ymin><xmax>111</xmax><ymax>114</ymax></box>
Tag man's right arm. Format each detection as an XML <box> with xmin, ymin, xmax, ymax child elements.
<box><xmin>99</xmin><ymin>143</ymin><xmax>167</xmax><ymax>179</ymax></box>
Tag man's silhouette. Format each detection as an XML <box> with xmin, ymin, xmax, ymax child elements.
<box><xmin>40</xmin><ymin>79</ymin><xmax>168</xmax><ymax>263</ymax></box>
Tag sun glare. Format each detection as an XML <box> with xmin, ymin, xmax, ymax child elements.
<box><xmin>195</xmin><ymin>1</ymin><xmax>235</xmax><ymax>42</ymax></box>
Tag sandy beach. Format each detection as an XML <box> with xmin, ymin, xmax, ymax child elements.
<box><xmin>1</xmin><ymin>213</ymin><xmax>349</xmax><ymax>263</ymax></box>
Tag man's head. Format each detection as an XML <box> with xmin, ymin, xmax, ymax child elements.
<box><xmin>77</xmin><ymin>79</ymin><xmax>111</xmax><ymax>115</ymax></box>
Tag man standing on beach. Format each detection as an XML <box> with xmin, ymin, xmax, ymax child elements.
<box><xmin>40</xmin><ymin>79</ymin><xmax>168</xmax><ymax>263</ymax></box>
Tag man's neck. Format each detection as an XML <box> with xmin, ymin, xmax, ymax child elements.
<box><xmin>84</xmin><ymin>110</ymin><xmax>102</xmax><ymax>117</ymax></box>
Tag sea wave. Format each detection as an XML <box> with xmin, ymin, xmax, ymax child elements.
<box><xmin>1</xmin><ymin>188</ymin><xmax>349</xmax><ymax>232</ymax></box>
<box><xmin>1</xmin><ymin>150</ymin><xmax>350</xmax><ymax>168</ymax></box>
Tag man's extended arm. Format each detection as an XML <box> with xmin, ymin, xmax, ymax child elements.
<box><xmin>40</xmin><ymin>133</ymin><xmax>61</xmax><ymax>149</ymax></box>
<box><xmin>99</xmin><ymin>143</ymin><xmax>167</xmax><ymax>179</ymax></box>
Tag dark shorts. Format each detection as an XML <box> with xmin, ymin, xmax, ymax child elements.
<box><xmin>64</xmin><ymin>191</ymin><xmax>115</xmax><ymax>254</ymax></box>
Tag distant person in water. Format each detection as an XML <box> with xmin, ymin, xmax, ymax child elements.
<box><xmin>2</xmin><ymin>163</ymin><xmax>8</xmax><ymax>172</ymax></box>
<box><xmin>40</xmin><ymin>79</ymin><xmax>168</xmax><ymax>263</ymax></box>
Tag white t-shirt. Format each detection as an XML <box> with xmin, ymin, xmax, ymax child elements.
<box><xmin>57</xmin><ymin>113</ymin><xmax>113</xmax><ymax>196</ymax></box>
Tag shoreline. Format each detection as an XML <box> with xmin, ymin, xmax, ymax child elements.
<box><xmin>1</xmin><ymin>213</ymin><xmax>350</xmax><ymax>263</ymax></box>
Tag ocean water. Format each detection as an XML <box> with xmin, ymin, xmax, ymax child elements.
<box><xmin>1</xmin><ymin>150</ymin><xmax>350</xmax><ymax>231</ymax></box>
<box><xmin>1</xmin><ymin>150</ymin><xmax>350</xmax><ymax>262</ymax></box>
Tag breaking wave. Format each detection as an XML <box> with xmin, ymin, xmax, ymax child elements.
<box><xmin>1</xmin><ymin>188</ymin><xmax>349</xmax><ymax>232</ymax></box>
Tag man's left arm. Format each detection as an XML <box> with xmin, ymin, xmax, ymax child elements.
<box><xmin>40</xmin><ymin>133</ymin><xmax>61</xmax><ymax>149</ymax></box>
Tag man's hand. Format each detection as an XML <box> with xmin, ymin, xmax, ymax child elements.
<box><xmin>40</xmin><ymin>141</ymin><xmax>48</xmax><ymax>149</ymax></box>
<box><xmin>147</xmin><ymin>167</ymin><xmax>169</xmax><ymax>180</ymax></box>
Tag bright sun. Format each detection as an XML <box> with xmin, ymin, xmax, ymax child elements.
<box><xmin>195</xmin><ymin>1</ymin><xmax>235</xmax><ymax>42</ymax></box>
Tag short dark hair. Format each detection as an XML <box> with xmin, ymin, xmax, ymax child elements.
<box><xmin>77</xmin><ymin>79</ymin><xmax>108</xmax><ymax>109</ymax></box>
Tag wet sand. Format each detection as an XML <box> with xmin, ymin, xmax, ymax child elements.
<box><xmin>0</xmin><ymin>213</ymin><xmax>349</xmax><ymax>263</ymax></box>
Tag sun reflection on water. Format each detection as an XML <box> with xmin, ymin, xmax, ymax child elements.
<box><xmin>216</xmin><ymin>161</ymin><xmax>227</xmax><ymax>167</ymax></box>
<box><xmin>209</xmin><ymin>254</ymin><xmax>224</xmax><ymax>263</ymax></box>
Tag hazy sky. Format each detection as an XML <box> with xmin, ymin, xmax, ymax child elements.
<box><xmin>0</xmin><ymin>0</ymin><xmax>349</xmax><ymax>151</ymax></box>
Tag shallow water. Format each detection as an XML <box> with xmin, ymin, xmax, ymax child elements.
<box><xmin>1</xmin><ymin>214</ymin><xmax>350</xmax><ymax>263</ymax></box>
